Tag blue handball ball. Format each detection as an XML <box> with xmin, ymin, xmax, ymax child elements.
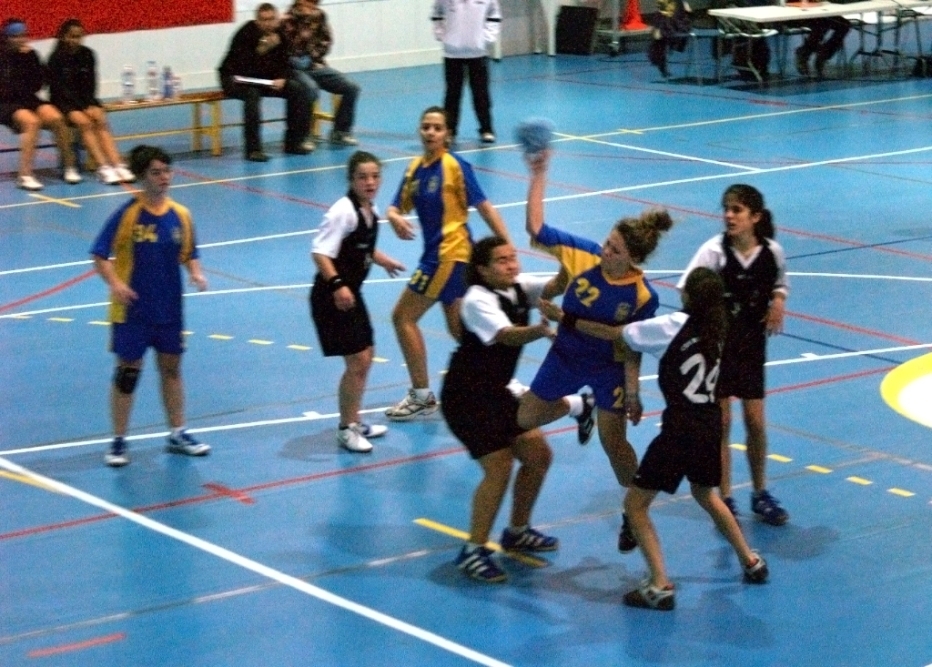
<box><xmin>514</xmin><ymin>118</ymin><xmax>555</xmax><ymax>156</ymax></box>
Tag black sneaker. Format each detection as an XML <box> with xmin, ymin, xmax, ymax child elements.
<box><xmin>455</xmin><ymin>545</ymin><xmax>507</xmax><ymax>583</ymax></box>
<box><xmin>618</xmin><ymin>513</ymin><xmax>638</xmax><ymax>553</ymax></box>
<box><xmin>723</xmin><ymin>496</ymin><xmax>739</xmax><ymax>518</ymax></box>
<box><xmin>246</xmin><ymin>150</ymin><xmax>269</xmax><ymax>162</ymax></box>
<box><xmin>575</xmin><ymin>393</ymin><xmax>595</xmax><ymax>445</ymax></box>
<box><xmin>105</xmin><ymin>437</ymin><xmax>129</xmax><ymax>467</ymax></box>
<box><xmin>623</xmin><ymin>579</ymin><xmax>675</xmax><ymax>611</ymax></box>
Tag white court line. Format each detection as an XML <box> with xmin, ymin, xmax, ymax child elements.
<box><xmin>0</xmin><ymin>457</ymin><xmax>511</xmax><ymax>667</ymax></box>
<box><xmin>572</xmin><ymin>135</ymin><xmax>759</xmax><ymax>171</ymax></box>
<box><xmin>3</xmin><ymin>342</ymin><xmax>930</xmax><ymax>458</ymax></box>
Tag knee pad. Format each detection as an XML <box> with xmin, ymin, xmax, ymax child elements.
<box><xmin>114</xmin><ymin>366</ymin><xmax>140</xmax><ymax>394</ymax></box>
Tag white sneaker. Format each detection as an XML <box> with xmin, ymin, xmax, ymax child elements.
<box><xmin>63</xmin><ymin>167</ymin><xmax>82</xmax><ymax>184</ymax></box>
<box><xmin>337</xmin><ymin>424</ymin><xmax>374</xmax><ymax>453</ymax></box>
<box><xmin>330</xmin><ymin>131</ymin><xmax>358</xmax><ymax>146</ymax></box>
<box><xmin>115</xmin><ymin>165</ymin><xmax>136</xmax><ymax>182</ymax></box>
<box><xmin>385</xmin><ymin>389</ymin><xmax>438</xmax><ymax>421</ymax></box>
<box><xmin>16</xmin><ymin>174</ymin><xmax>43</xmax><ymax>191</ymax></box>
<box><xmin>358</xmin><ymin>423</ymin><xmax>387</xmax><ymax>438</ymax></box>
<box><xmin>97</xmin><ymin>165</ymin><xmax>121</xmax><ymax>185</ymax></box>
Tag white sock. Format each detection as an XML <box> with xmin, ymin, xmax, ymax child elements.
<box><xmin>565</xmin><ymin>394</ymin><xmax>583</xmax><ymax>417</ymax></box>
<box><xmin>413</xmin><ymin>387</ymin><xmax>432</xmax><ymax>400</ymax></box>
<box><xmin>171</xmin><ymin>426</ymin><xmax>185</xmax><ymax>438</ymax></box>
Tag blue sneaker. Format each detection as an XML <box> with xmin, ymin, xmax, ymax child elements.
<box><xmin>500</xmin><ymin>526</ymin><xmax>559</xmax><ymax>552</ymax></box>
<box><xmin>575</xmin><ymin>393</ymin><xmax>595</xmax><ymax>445</ymax></box>
<box><xmin>455</xmin><ymin>545</ymin><xmax>506</xmax><ymax>583</ymax></box>
<box><xmin>105</xmin><ymin>437</ymin><xmax>129</xmax><ymax>467</ymax></box>
<box><xmin>358</xmin><ymin>423</ymin><xmax>387</xmax><ymax>439</ymax></box>
<box><xmin>751</xmin><ymin>490</ymin><xmax>789</xmax><ymax>526</ymax></box>
<box><xmin>166</xmin><ymin>430</ymin><xmax>211</xmax><ymax>457</ymax></box>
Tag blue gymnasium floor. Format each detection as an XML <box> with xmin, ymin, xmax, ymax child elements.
<box><xmin>2</xmin><ymin>47</ymin><xmax>932</xmax><ymax>667</ymax></box>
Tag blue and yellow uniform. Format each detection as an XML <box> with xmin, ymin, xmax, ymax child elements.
<box><xmin>391</xmin><ymin>151</ymin><xmax>488</xmax><ymax>304</ymax></box>
<box><xmin>90</xmin><ymin>197</ymin><xmax>198</xmax><ymax>358</ymax></box>
<box><xmin>529</xmin><ymin>223</ymin><xmax>658</xmax><ymax>412</ymax></box>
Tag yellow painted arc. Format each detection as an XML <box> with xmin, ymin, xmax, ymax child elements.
<box><xmin>880</xmin><ymin>352</ymin><xmax>932</xmax><ymax>429</ymax></box>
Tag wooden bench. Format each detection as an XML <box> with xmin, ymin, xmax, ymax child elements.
<box><xmin>99</xmin><ymin>90</ymin><xmax>338</xmax><ymax>157</ymax></box>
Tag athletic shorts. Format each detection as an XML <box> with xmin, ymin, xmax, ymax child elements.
<box><xmin>529</xmin><ymin>345</ymin><xmax>627</xmax><ymax>413</ymax></box>
<box><xmin>0</xmin><ymin>99</ymin><xmax>48</xmax><ymax>130</ymax></box>
<box><xmin>441</xmin><ymin>385</ymin><xmax>524</xmax><ymax>460</ymax></box>
<box><xmin>716</xmin><ymin>327</ymin><xmax>766</xmax><ymax>400</ymax></box>
<box><xmin>309</xmin><ymin>283</ymin><xmax>373</xmax><ymax>357</ymax></box>
<box><xmin>406</xmin><ymin>260</ymin><xmax>468</xmax><ymax>306</ymax></box>
<box><xmin>632</xmin><ymin>408</ymin><xmax>722</xmax><ymax>494</ymax></box>
<box><xmin>111</xmin><ymin>322</ymin><xmax>184</xmax><ymax>361</ymax></box>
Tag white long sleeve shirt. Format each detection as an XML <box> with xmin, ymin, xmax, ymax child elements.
<box><xmin>431</xmin><ymin>0</ymin><xmax>502</xmax><ymax>59</ymax></box>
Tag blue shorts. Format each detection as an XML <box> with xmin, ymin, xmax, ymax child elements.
<box><xmin>111</xmin><ymin>322</ymin><xmax>184</xmax><ymax>361</ymax></box>
<box><xmin>406</xmin><ymin>260</ymin><xmax>467</xmax><ymax>306</ymax></box>
<box><xmin>529</xmin><ymin>345</ymin><xmax>627</xmax><ymax>413</ymax></box>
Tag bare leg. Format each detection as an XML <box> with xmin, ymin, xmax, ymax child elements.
<box><xmin>38</xmin><ymin>104</ymin><xmax>76</xmax><ymax>169</ymax></box>
<box><xmin>597</xmin><ymin>409</ymin><xmax>637</xmax><ymax>488</ymax></box>
<box><xmin>156</xmin><ymin>352</ymin><xmax>185</xmax><ymax>429</ymax></box>
<box><xmin>86</xmin><ymin>106</ymin><xmax>123</xmax><ymax>166</ymax></box>
<box><xmin>469</xmin><ymin>448</ymin><xmax>514</xmax><ymax>544</ymax></box>
<box><xmin>742</xmin><ymin>398</ymin><xmax>767</xmax><ymax>493</ymax></box>
<box><xmin>508</xmin><ymin>428</ymin><xmax>553</xmax><ymax>528</ymax></box>
<box><xmin>391</xmin><ymin>289</ymin><xmax>436</xmax><ymax>390</ymax></box>
<box><xmin>12</xmin><ymin>109</ymin><xmax>40</xmax><ymax>177</ymax></box>
<box><xmin>68</xmin><ymin>109</ymin><xmax>108</xmax><ymax>168</ymax></box>
<box><xmin>719</xmin><ymin>397</ymin><xmax>734</xmax><ymax>498</ymax></box>
<box><xmin>339</xmin><ymin>346</ymin><xmax>373</xmax><ymax>425</ymax></box>
<box><xmin>624</xmin><ymin>486</ymin><xmax>669</xmax><ymax>587</ymax></box>
<box><xmin>691</xmin><ymin>483</ymin><xmax>757</xmax><ymax>567</ymax></box>
<box><xmin>516</xmin><ymin>390</ymin><xmax>570</xmax><ymax>432</ymax></box>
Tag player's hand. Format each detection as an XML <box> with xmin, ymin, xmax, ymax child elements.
<box><xmin>625</xmin><ymin>393</ymin><xmax>643</xmax><ymax>425</ymax></box>
<box><xmin>764</xmin><ymin>296</ymin><xmax>785</xmax><ymax>336</ymax></box>
<box><xmin>538</xmin><ymin>298</ymin><xmax>563</xmax><ymax>322</ymax></box>
<box><xmin>190</xmin><ymin>273</ymin><xmax>208</xmax><ymax>292</ymax></box>
<box><xmin>381</xmin><ymin>258</ymin><xmax>406</xmax><ymax>278</ymax></box>
<box><xmin>333</xmin><ymin>285</ymin><xmax>355</xmax><ymax>311</ymax></box>
<box><xmin>111</xmin><ymin>281</ymin><xmax>138</xmax><ymax>305</ymax></box>
<box><xmin>389</xmin><ymin>216</ymin><xmax>415</xmax><ymax>241</ymax></box>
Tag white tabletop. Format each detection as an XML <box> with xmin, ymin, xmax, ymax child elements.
<box><xmin>709</xmin><ymin>0</ymin><xmax>932</xmax><ymax>22</ymax></box>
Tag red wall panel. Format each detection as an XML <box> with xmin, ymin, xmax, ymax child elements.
<box><xmin>6</xmin><ymin>0</ymin><xmax>233</xmax><ymax>40</ymax></box>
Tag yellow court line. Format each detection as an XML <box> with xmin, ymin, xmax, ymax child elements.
<box><xmin>208</xmin><ymin>334</ymin><xmax>233</xmax><ymax>340</ymax></box>
<box><xmin>287</xmin><ymin>344</ymin><xmax>311</xmax><ymax>351</ymax></box>
<box><xmin>28</xmin><ymin>193</ymin><xmax>81</xmax><ymax>209</ymax></box>
<box><xmin>768</xmin><ymin>454</ymin><xmax>793</xmax><ymax>463</ymax></box>
<box><xmin>48</xmin><ymin>317</ymin><xmax>74</xmax><ymax>322</ymax></box>
<box><xmin>414</xmin><ymin>518</ymin><xmax>548</xmax><ymax>568</ymax></box>
<box><xmin>847</xmin><ymin>476</ymin><xmax>873</xmax><ymax>486</ymax></box>
<box><xmin>248</xmin><ymin>339</ymin><xmax>273</xmax><ymax>345</ymax></box>
<box><xmin>888</xmin><ymin>488</ymin><xmax>916</xmax><ymax>498</ymax></box>
<box><xmin>807</xmin><ymin>465</ymin><xmax>833</xmax><ymax>474</ymax></box>
<box><xmin>0</xmin><ymin>470</ymin><xmax>61</xmax><ymax>493</ymax></box>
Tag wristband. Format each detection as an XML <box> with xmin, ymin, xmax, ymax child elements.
<box><xmin>327</xmin><ymin>275</ymin><xmax>346</xmax><ymax>292</ymax></box>
<box><xmin>561</xmin><ymin>313</ymin><xmax>578</xmax><ymax>331</ymax></box>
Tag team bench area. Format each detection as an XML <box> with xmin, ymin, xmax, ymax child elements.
<box><xmin>98</xmin><ymin>90</ymin><xmax>338</xmax><ymax>157</ymax></box>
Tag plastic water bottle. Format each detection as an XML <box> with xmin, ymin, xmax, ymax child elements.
<box><xmin>163</xmin><ymin>66</ymin><xmax>173</xmax><ymax>100</ymax></box>
<box><xmin>121</xmin><ymin>64</ymin><xmax>135</xmax><ymax>104</ymax></box>
<box><xmin>146</xmin><ymin>60</ymin><xmax>160</xmax><ymax>101</ymax></box>
<box><xmin>171</xmin><ymin>74</ymin><xmax>182</xmax><ymax>99</ymax></box>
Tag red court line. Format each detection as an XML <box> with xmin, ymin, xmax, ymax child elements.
<box><xmin>786</xmin><ymin>312</ymin><xmax>921</xmax><ymax>346</ymax></box>
<box><xmin>172</xmin><ymin>167</ymin><xmax>329</xmax><ymax>210</ymax></box>
<box><xmin>27</xmin><ymin>632</ymin><xmax>125</xmax><ymax>658</ymax></box>
<box><xmin>0</xmin><ymin>269</ymin><xmax>97</xmax><ymax>314</ymax></box>
<box><xmin>0</xmin><ymin>359</ymin><xmax>897</xmax><ymax>544</ymax></box>
<box><xmin>203</xmin><ymin>482</ymin><xmax>255</xmax><ymax>504</ymax></box>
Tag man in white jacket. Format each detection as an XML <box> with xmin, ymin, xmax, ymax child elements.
<box><xmin>431</xmin><ymin>0</ymin><xmax>501</xmax><ymax>144</ymax></box>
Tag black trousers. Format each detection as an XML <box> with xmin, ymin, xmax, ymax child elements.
<box><xmin>220</xmin><ymin>75</ymin><xmax>311</xmax><ymax>153</ymax></box>
<box><xmin>443</xmin><ymin>56</ymin><xmax>493</xmax><ymax>137</ymax></box>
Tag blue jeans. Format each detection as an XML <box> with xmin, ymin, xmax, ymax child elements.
<box><xmin>291</xmin><ymin>66</ymin><xmax>360</xmax><ymax>134</ymax></box>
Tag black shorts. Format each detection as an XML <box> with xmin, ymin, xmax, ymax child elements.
<box><xmin>0</xmin><ymin>98</ymin><xmax>46</xmax><ymax>130</ymax></box>
<box><xmin>309</xmin><ymin>283</ymin><xmax>373</xmax><ymax>357</ymax></box>
<box><xmin>441</xmin><ymin>385</ymin><xmax>524</xmax><ymax>460</ymax></box>
<box><xmin>716</xmin><ymin>327</ymin><xmax>766</xmax><ymax>400</ymax></box>
<box><xmin>632</xmin><ymin>408</ymin><xmax>722</xmax><ymax>494</ymax></box>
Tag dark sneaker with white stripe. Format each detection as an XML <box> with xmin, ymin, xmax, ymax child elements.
<box><xmin>105</xmin><ymin>437</ymin><xmax>129</xmax><ymax>467</ymax></box>
<box><xmin>623</xmin><ymin>579</ymin><xmax>675</xmax><ymax>611</ymax></box>
<box><xmin>751</xmin><ymin>490</ymin><xmax>788</xmax><ymax>526</ymax></box>
<box><xmin>455</xmin><ymin>545</ymin><xmax>507</xmax><ymax>583</ymax></box>
<box><xmin>576</xmin><ymin>392</ymin><xmax>595</xmax><ymax>445</ymax></box>
<box><xmin>166</xmin><ymin>430</ymin><xmax>211</xmax><ymax>456</ymax></box>
<box><xmin>500</xmin><ymin>526</ymin><xmax>559</xmax><ymax>552</ymax></box>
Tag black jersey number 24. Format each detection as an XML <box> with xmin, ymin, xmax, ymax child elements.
<box><xmin>680</xmin><ymin>353</ymin><xmax>720</xmax><ymax>404</ymax></box>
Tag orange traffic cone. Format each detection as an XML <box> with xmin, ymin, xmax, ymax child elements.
<box><xmin>621</xmin><ymin>0</ymin><xmax>648</xmax><ymax>30</ymax></box>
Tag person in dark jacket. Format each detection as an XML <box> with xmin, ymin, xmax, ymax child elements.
<box><xmin>218</xmin><ymin>3</ymin><xmax>313</xmax><ymax>161</ymax></box>
<box><xmin>0</xmin><ymin>18</ymin><xmax>80</xmax><ymax>190</ymax></box>
<box><xmin>47</xmin><ymin>18</ymin><xmax>134</xmax><ymax>185</ymax></box>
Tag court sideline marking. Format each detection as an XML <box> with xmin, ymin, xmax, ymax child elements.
<box><xmin>0</xmin><ymin>456</ymin><xmax>512</xmax><ymax>667</ymax></box>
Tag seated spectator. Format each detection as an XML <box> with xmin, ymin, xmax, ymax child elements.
<box><xmin>647</xmin><ymin>0</ymin><xmax>692</xmax><ymax>78</ymax></box>
<box><xmin>218</xmin><ymin>2</ymin><xmax>314</xmax><ymax>162</ymax></box>
<box><xmin>0</xmin><ymin>18</ymin><xmax>80</xmax><ymax>191</ymax></box>
<box><xmin>282</xmin><ymin>0</ymin><xmax>361</xmax><ymax>146</ymax></box>
<box><xmin>47</xmin><ymin>18</ymin><xmax>135</xmax><ymax>185</ymax></box>
<box><xmin>794</xmin><ymin>17</ymin><xmax>850</xmax><ymax>79</ymax></box>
